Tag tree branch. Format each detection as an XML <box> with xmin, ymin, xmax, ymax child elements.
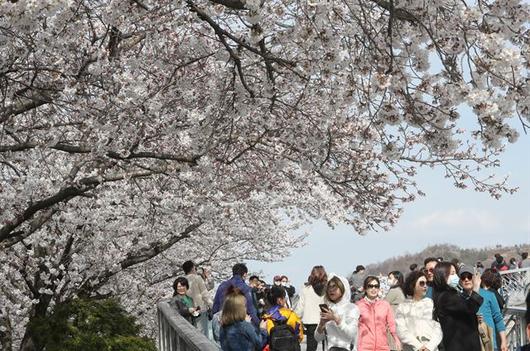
<box><xmin>78</xmin><ymin>221</ymin><xmax>202</xmax><ymax>295</ymax></box>
<box><xmin>370</xmin><ymin>0</ymin><xmax>417</xmax><ymax>22</ymax></box>
<box><xmin>0</xmin><ymin>171</ymin><xmax>158</xmax><ymax>245</ymax></box>
<box><xmin>0</xmin><ymin>93</ymin><xmax>52</xmax><ymax>123</ymax></box>
<box><xmin>209</xmin><ymin>0</ymin><xmax>245</xmax><ymax>10</ymax></box>
<box><xmin>0</xmin><ymin>141</ymin><xmax>200</xmax><ymax>163</ymax></box>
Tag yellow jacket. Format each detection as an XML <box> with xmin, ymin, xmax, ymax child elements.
<box><xmin>263</xmin><ymin>305</ymin><xmax>304</xmax><ymax>342</ymax></box>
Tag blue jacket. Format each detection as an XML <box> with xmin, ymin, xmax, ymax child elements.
<box><xmin>220</xmin><ymin>320</ymin><xmax>267</xmax><ymax>351</ymax></box>
<box><xmin>425</xmin><ymin>285</ymin><xmax>433</xmax><ymax>299</ymax></box>
<box><xmin>478</xmin><ymin>288</ymin><xmax>506</xmax><ymax>349</ymax></box>
<box><xmin>212</xmin><ymin>275</ymin><xmax>259</xmax><ymax>326</ymax></box>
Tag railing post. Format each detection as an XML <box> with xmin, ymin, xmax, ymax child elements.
<box><xmin>499</xmin><ymin>267</ymin><xmax>529</xmax><ymax>349</ymax></box>
<box><xmin>157</xmin><ymin>300</ymin><xmax>220</xmax><ymax>351</ymax></box>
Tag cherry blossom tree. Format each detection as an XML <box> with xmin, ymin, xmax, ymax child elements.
<box><xmin>0</xmin><ymin>0</ymin><xmax>528</xmax><ymax>349</ymax></box>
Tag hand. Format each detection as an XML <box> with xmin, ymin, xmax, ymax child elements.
<box><xmin>500</xmin><ymin>341</ymin><xmax>508</xmax><ymax>351</ymax></box>
<box><xmin>245</xmin><ymin>314</ymin><xmax>252</xmax><ymax>322</ymax></box>
<box><xmin>319</xmin><ymin>309</ymin><xmax>338</xmax><ymax>324</ymax></box>
<box><xmin>259</xmin><ymin>320</ymin><xmax>267</xmax><ymax>330</ymax></box>
<box><xmin>188</xmin><ymin>307</ymin><xmax>196</xmax><ymax>313</ymax></box>
<box><xmin>316</xmin><ymin>322</ymin><xmax>326</xmax><ymax>334</ymax></box>
<box><xmin>472</xmin><ymin>272</ymin><xmax>481</xmax><ymax>292</ymax></box>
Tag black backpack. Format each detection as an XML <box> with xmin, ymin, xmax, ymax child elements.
<box><xmin>269</xmin><ymin>317</ymin><xmax>300</xmax><ymax>351</ymax></box>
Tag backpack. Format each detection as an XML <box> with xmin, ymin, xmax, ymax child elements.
<box><xmin>269</xmin><ymin>318</ymin><xmax>300</xmax><ymax>351</ymax></box>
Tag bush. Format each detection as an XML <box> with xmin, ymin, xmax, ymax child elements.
<box><xmin>28</xmin><ymin>298</ymin><xmax>156</xmax><ymax>351</ymax></box>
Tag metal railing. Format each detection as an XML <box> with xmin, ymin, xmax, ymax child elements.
<box><xmin>157</xmin><ymin>300</ymin><xmax>220</xmax><ymax>351</ymax></box>
<box><xmin>499</xmin><ymin>267</ymin><xmax>529</xmax><ymax>350</ymax></box>
<box><xmin>504</xmin><ymin>306</ymin><xmax>526</xmax><ymax>350</ymax></box>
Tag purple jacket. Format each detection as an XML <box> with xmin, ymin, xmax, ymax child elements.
<box><xmin>212</xmin><ymin>275</ymin><xmax>259</xmax><ymax>326</ymax></box>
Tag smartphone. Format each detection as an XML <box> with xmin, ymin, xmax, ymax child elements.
<box><xmin>319</xmin><ymin>304</ymin><xmax>329</xmax><ymax>312</ymax></box>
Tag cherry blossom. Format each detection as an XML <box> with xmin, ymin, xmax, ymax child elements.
<box><xmin>0</xmin><ymin>0</ymin><xmax>527</xmax><ymax>349</ymax></box>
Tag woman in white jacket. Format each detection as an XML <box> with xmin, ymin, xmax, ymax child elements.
<box><xmin>294</xmin><ymin>265</ymin><xmax>328</xmax><ymax>351</ymax></box>
<box><xmin>315</xmin><ymin>274</ymin><xmax>360</xmax><ymax>351</ymax></box>
<box><xmin>395</xmin><ymin>271</ymin><xmax>442</xmax><ymax>351</ymax></box>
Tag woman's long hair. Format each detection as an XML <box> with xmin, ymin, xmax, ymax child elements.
<box><xmin>307</xmin><ymin>265</ymin><xmax>327</xmax><ymax>296</ymax></box>
<box><xmin>220</xmin><ymin>287</ymin><xmax>246</xmax><ymax>326</ymax></box>
<box><xmin>432</xmin><ymin>261</ymin><xmax>455</xmax><ymax>292</ymax></box>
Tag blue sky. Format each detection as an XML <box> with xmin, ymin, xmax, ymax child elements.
<box><xmin>248</xmin><ymin>130</ymin><xmax>530</xmax><ymax>289</ymax></box>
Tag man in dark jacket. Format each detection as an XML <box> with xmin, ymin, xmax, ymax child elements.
<box><xmin>212</xmin><ymin>263</ymin><xmax>259</xmax><ymax>326</ymax></box>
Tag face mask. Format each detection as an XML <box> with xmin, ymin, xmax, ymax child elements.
<box><xmin>274</xmin><ymin>281</ymin><xmax>281</xmax><ymax>286</ymax></box>
<box><xmin>447</xmin><ymin>274</ymin><xmax>460</xmax><ymax>288</ymax></box>
<box><xmin>281</xmin><ymin>282</ymin><xmax>288</xmax><ymax>287</ymax></box>
<box><xmin>388</xmin><ymin>278</ymin><xmax>396</xmax><ymax>286</ymax></box>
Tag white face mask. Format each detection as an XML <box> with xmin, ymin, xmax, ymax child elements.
<box><xmin>388</xmin><ymin>278</ymin><xmax>396</xmax><ymax>286</ymax></box>
<box><xmin>447</xmin><ymin>274</ymin><xmax>460</xmax><ymax>288</ymax></box>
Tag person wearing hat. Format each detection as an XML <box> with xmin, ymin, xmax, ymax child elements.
<box><xmin>458</xmin><ymin>265</ymin><xmax>507</xmax><ymax>351</ymax></box>
<box><xmin>432</xmin><ymin>262</ymin><xmax>483</xmax><ymax>351</ymax></box>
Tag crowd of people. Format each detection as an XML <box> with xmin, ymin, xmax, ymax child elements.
<box><xmin>168</xmin><ymin>253</ymin><xmax>530</xmax><ymax>351</ymax></box>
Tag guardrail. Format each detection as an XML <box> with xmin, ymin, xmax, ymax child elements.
<box><xmin>504</xmin><ymin>306</ymin><xmax>526</xmax><ymax>350</ymax></box>
<box><xmin>499</xmin><ymin>267</ymin><xmax>529</xmax><ymax>350</ymax></box>
<box><xmin>157</xmin><ymin>300</ymin><xmax>220</xmax><ymax>351</ymax></box>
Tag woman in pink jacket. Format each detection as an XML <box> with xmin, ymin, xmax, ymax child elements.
<box><xmin>356</xmin><ymin>276</ymin><xmax>401</xmax><ymax>351</ymax></box>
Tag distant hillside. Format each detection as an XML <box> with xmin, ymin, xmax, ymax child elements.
<box><xmin>365</xmin><ymin>243</ymin><xmax>530</xmax><ymax>275</ymax></box>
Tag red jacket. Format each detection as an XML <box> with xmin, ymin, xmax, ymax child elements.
<box><xmin>356</xmin><ymin>298</ymin><xmax>400</xmax><ymax>351</ymax></box>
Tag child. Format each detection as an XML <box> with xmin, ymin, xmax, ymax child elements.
<box><xmin>263</xmin><ymin>285</ymin><xmax>303</xmax><ymax>351</ymax></box>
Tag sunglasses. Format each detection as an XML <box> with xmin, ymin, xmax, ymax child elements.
<box><xmin>366</xmin><ymin>284</ymin><xmax>380</xmax><ymax>289</ymax></box>
<box><xmin>460</xmin><ymin>273</ymin><xmax>473</xmax><ymax>281</ymax></box>
<box><xmin>418</xmin><ymin>281</ymin><xmax>427</xmax><ymax>287</ymax></box>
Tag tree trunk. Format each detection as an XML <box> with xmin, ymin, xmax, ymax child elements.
<box><xmin>19</xmin><ymin>332</ymin><xmax>36</xmax><ymax>351</ymax></box>
<box><xmin>0</xmin><ymin>314</ymin><xmax>13</xmax><ymax>351</ymax></box>
<box><xmin>19</xmin><ymin>295</ymin><xmax>52</xmax><ymax>351</ymax></box>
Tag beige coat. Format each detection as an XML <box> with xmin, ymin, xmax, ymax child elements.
<box><xmin>385</xmin><ymin>287</ymin><xmax>406</xmax><ymax>350</ymax></box>
<box><xmin>185</xmin><ymin>273</ymin><xmax>212</xmax><ymax>311</ymax></box>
